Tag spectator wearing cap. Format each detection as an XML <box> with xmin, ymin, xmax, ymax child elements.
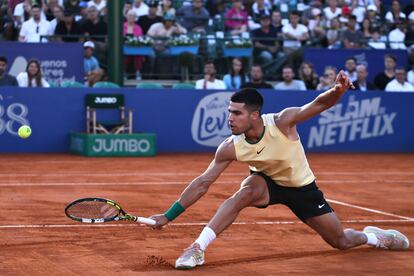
<box><xmin>366</xmin><ymin>4</ymin><xmax>382</xmax><ymax>32</ymax></box>
<box><xmin>55</xmin><ymin>10</ymin><xmax>82</xmax><ymax>42</ymax></box>
<box><xmin>83</xmin><ymin>41</ymin><xmax>104</xmax><ymax>87</ymax></box>
<box><xmin>147</xmin><ymin>13</ymin><xmax>186</xmax><ymax>36</ymax></box>
<box><xmin>340</xmin><ymin>15</ymin><xmax>364</xmax><ymax>48</ymax></box>
<box><xmin>176</xmin><ymin>0</ymin><xmax>210</xmax><ymax>33</ymax></box>
<box><xmin>87</xmin><ymin>0</ymin><xmax>107</xmax><ymax>16</ymax></box>
<box><xmin>19</xmin><ymin>4</ymin><xmax>52</xmax><ymax>42</ymax></box>
<box><xmin>385</xmin><ymin>0</ymin><xmax>406</xmax><ymax>24</ymax></box>
<box><xmin>0</xmin><ymin>57</ymin><xmax>18</xmax><ymax>87</ymax></box>
<box><xmin>132</xmin><ymin>0</ymin><xmax>149</xmax><ymax>18</ymax></box>
<box><xmin>282</xmin><ymin>11</ymin><xmax>309</xmax><ymax>53</ymax></box>
<box><xmin>157</xmin><ymin>0</ymin><xmax>175</xmax><ymax>17</ymax></box>
<box><xmin>388</xmin><ymin>19</ymin><xmax>407</xmax><ymax>50</ymax></box>
<box><xmin>385</xmin><ymin>67</ymin><xmax>414</xmax><ymax>92</ymax></box>
<box><xmin>137</xmin><ymin>0</ymin><xmax>162</xmax><ymax>34</ymax></box>
<box><xmin>124</xmin><ymin>10</ymin><xmax>145</xmax><ymax>80</ymax></box>
<box><xmin>225</xmin><ymin>0</ymin><xmax>248</xmax><ymax>36</ymax></box>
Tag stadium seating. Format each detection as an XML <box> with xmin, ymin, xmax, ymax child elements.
<box><xmin>172</xmin><ymin>83</ymin><xmax>195</xmax><ymax>89</ymax></box>
<box><xmin>93</xmin><ymin>81</ymin><xmax>120</xmax><ymax>88</ymax></box>
<box><xmin>136</xmin><ymin>82</ymin><xmax>164</xmax><ymax>89</ymax></box>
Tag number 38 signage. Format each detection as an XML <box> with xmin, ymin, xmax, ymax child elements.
<box><xmin>0</xmin><ymin>94</ymin><xmax>30</xmax><ymax>136</ymax></box>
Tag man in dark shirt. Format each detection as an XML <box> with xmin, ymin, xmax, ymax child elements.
<box><xmin>81</xmin><ymin>5</ymin><xmax>107</xmax><ymax>42</ymax></box>
<box><xmin>137</xmin><ymin>0</ymin><xmax>162</xmax><ymax>34</ymax></box>
<box><xmin>341</xmin><ymin>15</ymin><xmax>364</xmax><ymax>48</ymax></box>
<box><xmin>241</xmin><ymin>64</ymin><xmax>273</xmax><ymax>89</ymax></box>
<box><xmin>0</xmin><ymin>56</ymin><xmax>18</xmax><ymax>86</ymax></box>
<box><xmin>374</xmin><ymin>54</ymin><xmax>396</xmax><ymax>90</ymax></box>
<box><xmin>176</xmin><ymin>0</ymin><xmax>209</xmax><ymax>33</ymax></box>
<box><xmin>55</xmin><ymin>10</ymin><xmax>82</xmax><ymax>42</ymax></box>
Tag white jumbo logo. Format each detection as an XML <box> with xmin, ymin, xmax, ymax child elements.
<box><xmin>191</xmin><ymin>92</ymin><xmax>232</xmax><ymax>147</ymax></box>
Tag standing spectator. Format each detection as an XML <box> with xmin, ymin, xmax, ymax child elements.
<box><xmin>87</xmin><ymin>0</ymin><xmax>106</xmax><ymax>16</ymax></box>
<box><xmin>374</xmin><ymin>54</ymin><xmax>396</xmax><ymax>90</ymax></box>
<box><xmin>240</xmin><ymin>64</ymin><xmax>273</xmax><ymax>89</ymax></box>
<box><xmin>385</xmin><ymin>67</ymin><xmax>414</xmax><ymax>92</ymax></box>
<box><xmin>137</xmin><ymin>0</ymin><xmax>162</xmax><ymax>34</ymax></box>
<box><xmin>326</xmin><ymin>17</ymin><xmax>341</xmax><ymax>49</ymax></box>
<box><xmin>385</xmin><ymin>0</ymin><xmax>406</xmax><ymax>25</ymax></box>
<box><xmin>49</xmin><ymin>5</ymin><xmax>64</xmax><ymax>34</ymax></box>
<box><xmin>316</xmin><ymin>66</ymin><xmax>337</xmax><ymax>90</ymax></box>
<box><xmin>195</xmin><ymin>61</ymin><xmax>226</xmax><ymax>89</ymax></box>
<box><xmin>0</xmin><ymin>57</ymin><xmax>18</xmax><ymax>86</ymax></box>
<box><xmin>157</xmin><ymin>0</ymin><xmax>175</xmax><ymax>17</ymax></box>
<box><xmin>83</xmin><ymin>41</ymin><xmax>104</xmax><ymax>87</ymax></box>
<box><xmin>282</xmin><ymin>11</ymin><xmax>309</xmax><ymax>54</ymax></box>
<box><xmin>55</xmin><ymin>10</ymin><xmax>82</xmax><ymax>42</ymax></box>
<box><xmin>131</xmin><ymin>0</ymin><xmax>149</xmax><ymax>18</ymax></box>
<box><xmin>340</xmin><ymin>15</ymin><xmax>363</xmax><ymax>48</ymax></box>
<box><xmin>16</xmin><ymin>59</ymin><xmax>50</xmax><ymax>87</ymax></box>
<box><xmin>19</xmin><ymin>4</ymin><xmax>52</xmax><ymax>42</ymax></box>
<box><xmin>274</xmin><ymin>65</ymin><xmax>306</xmax><ymax>91</ymax></box>
<box><xmin>299</xmin><ymin>61</ymin><xmax>319</xmax><ymax>90</ymax></box>
<box><xmin>352</xmin><ymin>64</ymin><xmax>376</xmax><ymax>91</ymax></box>
<box><xmin>344</xmin><ymin>57</ymin><xmax>357</xmax><ymax>82</ymax></box>
<box><xmin>124</xmin><ymin>10</ymin><xmax>144</xmax><ymax>80</ymax></box>
<box><xmin>223</xmin><ymin>58</ymin><xmax>249</xmax><ymax>90</ymax></box>
<box><xmin>176</xmin><ymin>0</ymin><xmax>210</xmax><ymax>33</ymax></box>
<box><xmin>388</xmin><ymin>20</ymin><xmax>407</xmax><ymax>50</ymax></box>
<box><xmin>224</xmin><ymin>0</ymin><xmax>248</xmax><ymax>36</ymax></box>
<box><xmin>13</xmin><ymin>0</ymin><xmax>36</xmax><ymax>27</ymax></box>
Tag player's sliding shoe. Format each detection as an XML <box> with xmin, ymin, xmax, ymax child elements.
<box><xmin>175</xmin><ymin>243</ymin><xmax>205</xmax><ymax>269</ymax></box>
<box><xmin>364</xmin><ymin>226</ymin><xmax>410</xmax><ymax>250</ymax></box>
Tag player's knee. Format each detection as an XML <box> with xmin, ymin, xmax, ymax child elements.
<box><xmin>233</xmin><ymin>186</ymin><xmax>256</xmax><ymax>207</ymax></box>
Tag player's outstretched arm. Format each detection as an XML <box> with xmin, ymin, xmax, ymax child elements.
<box><xmin>278</xmin><ymin>70</ymin><xmax>354</xmax><ymax>126</ymax></box>
<box><xmin>149</xmin><ymin>138</ymin><xmax>235</xmax><ymax>229</ymax></box>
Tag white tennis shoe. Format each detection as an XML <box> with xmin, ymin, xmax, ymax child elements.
<box><xmin>175</xmin><ymin>243</ymin><xmax>205</xmax><ymax>269</ymax></box>
<box><xmin>364</xmin><ymin>226</ymin><xmax>410</xmax><ymax>250</ymax></box>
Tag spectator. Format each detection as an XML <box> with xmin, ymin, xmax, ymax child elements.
<box><xmin>13</xmin><ymin>0</ymin><xmax>37</xmax><ymax>27</ymax></box>
<box><xmin>83</xmin><ymin>41</ymin><xmax>104</xmax><ymax>87</ymax></box>
<box><xmin>274</xmin><ymin>65</ymin><xmax>306</xmax><ymax>91</ymax></box>
<box><xmin>326</xmin><ymin>17</ymin><xmax>341</xmax><ymax>49</ymax></box>
<box><xmin>323</xmin><ymin>0</ymin><xmax>341</xmax><ymax>24</ymax></box>
<box><xmin>123</xmin><ymin>10</ymin><xmax>144</xmax><ymax>80</ymax></box>
<box><xmin>308</xmin><ymin>8</ymin><xmax>326</xmax><ymax>42</ymax></box>
<box><xmin>385</xmin><ymin>0</ymin><xmax>406</xmax><ymax>24</ymax></box>
<box><xmin>176</xmin><ymin>0</ymin><xmax>210</xmax><ymax>33</ymax></box>
<box><xmin>195</xmin><ymin>60</ymin><xmax>226</xmax><ymax>89</ymax></box>
<box><xmin>43</xmin><ymin>0</ymin><xmax>59</xmax><ymax>21</ymax></box>
<box><xmin>137</xmin><ymin>0</ymin><xmax>162</xmax><ymax>34</ymax></box>
<box><xmin>374</xmin><ymin>54</ymin><xmax>396</xmax><ymax>90</ymax></box>
<box><xmin>360</xmin><ymin>18</ymin><xmax>373</xmax><ymax>41</ymax></box>
<box><xmin>87</xmin><ymin>0</ymin><xmax>106</xmax><ymax>16</ymax></box>
<box><xmin>19</xmin><ymin>4</ymin><xmax>52</xmax><ymax>42</ymax></box>
<box><xmin>340</xmin><ymin>15</ymin><xmax>363</xmax><ymax>48</ymax></box>
<box><xmin>388</xmin><ymin>20</ymin><xmax>407</xmax><ymax>50</ymax></box>
<box><xmin>223</xmin><ymin>58</ymin><xmax>249</xmax><ymax>90</ymax></box>
<box><xmin>240</xmin><ymin>64</ymin><xmax>273</xmax><ymax>89</ymax></box>
<box><xmin>157</xmin><ymin>0</ymin><xmax>175</xmax><ymax>17</ymax></box>
<box><xmin>16</xmin><ymin>59</ymin><xmax>50</xmax><ymax>87</ymax></box>
<box><xmin>0</xmin><ymin>56</ymin><xmax>18</xmax><ymax>87</ymax></box>
<box><xmin>64</xmin><ymin>0</ymin><xmax>82</xmax><ymax>17</ymax></box>
<box><xmin>49</xmin><ymin>5</ymin><xmax>64</xmax><ymax>34</ymax></box>
<box><xmin>344</xmin><ymin>57</ymin><xmax>357</xmax><ymax>82</ymax></box>
<box><xmin>404</xmin><ymin>0</ymin><xmax>414</xmax><ymax>17</ymax></box>
<box><xmin>147</xmin><ymin>13</ymin><xmax>186</xmax><ymax>37</ymax></box>
<box><xmin>282</xmin><ymin>11</ymin><xmax>309</xmax><ymax>54</ymax></box>
<box><xmin>131</xmin><ymin>0</ymin><xmax>149</xmax><ymax>18</ymax></box>
<box><xmin>251</xmin><ymin>0</ymin><xmax>271</xmax><ymax>24</ymax></box>
<box><xmin>123</xmin><ymin>0</ymin><xmax>133</xmax><ymax>20</ymax></box>
<box><xmin>352</xmin><ymin>64</ymin><xmax>376</xmax><ymax>91</ymax></box>
<box><xmin>316</xmin><ymin>66</ymin><xmax>337</xmax><ymax>90</ymax></box>
<box><xmin>368</xmin><ymin>29</ymin><xmax>386</xmax><ymax>49</ymax></box>
<box><xmin>366</xmin><ymin>4</ymin><xmax>381</xmax><ymax>32</ymax></box>
<box><xmin>385</xmin><ymin>67</ymin><xmax>414</xmax><ymax>92</ymax></box>
<box><xmin>407</xmin><ymin>60</ymin><xmax>414</xmax><ymax>86</ymax></box>
<box><xmin>55</xmin><ymin>10</ymin><xmax>82</xmax><ymax>42</ymax></box>
<box><xmin>271</xmin><ymin>10</ymin><xmax>283</xmax><ymax>34</ymax></box>
<box><xmin>224</xmin><ymin>0</ymin><xmax>248</xmax><ymax>36</ymax></box>
<box><xmin>299</xmin><ymin>61</ymin><xmax>319</xmax><ymax>90</ymax></box>
<box><xmin>81</xmin><ymin>5</ymin><xmax>107</xmax><ymax>61</ymax></box>
<box><xmin>76</xmin><ymin>1</ymin><xmax>89</xmax><ymax>24</ymax></box>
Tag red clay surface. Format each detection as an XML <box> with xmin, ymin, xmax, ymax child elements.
<box><xmin>0</xmin><ymin>153</ymin><xmax>413</xmax><ymax>275</ymax></box>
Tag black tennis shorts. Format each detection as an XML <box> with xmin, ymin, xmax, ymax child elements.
<box><xmin>251</xmin><ymin>171</ymin><xmax>333</xmax><ymax>222</ymax></box>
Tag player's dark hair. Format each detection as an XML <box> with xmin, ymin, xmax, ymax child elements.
<box><xmin>231</xmin><ymin>88</ymin><xmax>263</xmax><ymax>114</ymax></box>
<box><xmin>0</xmin><ymin>56</ymin><xmax>7</xmax><ymax>64</ymax></box>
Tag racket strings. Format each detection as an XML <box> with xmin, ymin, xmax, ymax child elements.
<box><xmin>67</xmin><ymin>201</ymin><xmax>119</xmax><ymax>219</ymax></box>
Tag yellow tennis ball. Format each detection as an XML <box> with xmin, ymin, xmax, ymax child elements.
<box><xmin>18</xmin><ymin>125</ymin><xmax>31</xmax><ymax>139</ymax></box>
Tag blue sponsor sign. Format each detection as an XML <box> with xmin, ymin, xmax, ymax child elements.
<box><xmin>0</xmin><ymin>88</ymin><xmax>413</xmax><ymax>153</ymax></box>
<box><xmin>0</xmin><ymin>42</ymin><xmax>84</xmax><ymax>85</ymax></box>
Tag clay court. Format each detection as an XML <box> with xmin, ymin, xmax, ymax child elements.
<box><xmin>0</xmin><ymin>153</ymin><xmax>413</xmax><ymax>275</ymax></box>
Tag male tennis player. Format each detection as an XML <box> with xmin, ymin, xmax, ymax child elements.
<box><xmin>149</xmin><ymin>70</ymin><xmax>410</xmax><ymax>269</ymax></box>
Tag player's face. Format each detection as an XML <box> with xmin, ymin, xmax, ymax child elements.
<box><xmin>228</xmin><ymin>102</ymin><xmax>253</xmax><ymax>135</ymax></box>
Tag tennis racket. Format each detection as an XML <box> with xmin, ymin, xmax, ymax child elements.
<box><xmin>65</xmin><ymin>197</ymin><xmax>156</xmax><ymax>225</ymax></box>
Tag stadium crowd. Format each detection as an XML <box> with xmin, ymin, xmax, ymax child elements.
<box><xmin>0</xmin><ymin>0</ymin><xmax>414</xmax><ymax>91</ymax></box>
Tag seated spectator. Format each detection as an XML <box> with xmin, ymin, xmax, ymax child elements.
<box><xmin>43</xmin><ymin>0</ymin><xmax>60</xmax><ymax>21</ymax></box>
<box><xmin>49</xmin><ymin>5</ymin><xmax>64</xmax><ymax>34</ymax></box>
<box><xmin>251</xmin><ymin>0</ymin><xmax>271</xmax><ymax>24</ymax></box>
<box><xmin>0</xmin><ymin>56</ymin><xmax>18</xmax><ymax>87</ymax></box>
<box><xmin>282</xmin><ymin>11</ymin><xmax>309</xmax><ymax>54</ymax></box>
<box><xmin>224</xmin><ymin>0</ymin><xmax>248</xmax><ymax>36</ymax></box>
<box><xmin>240</xmin><ymin>64</ymin><xmax>273</xmax><ymax>89</ymax></box>
<box><xmin>366</xmin><ymin>4</ymin><xmax>382</xmax><ymax>32</ymax></box>
<box><xmin>352</xmin><ymin>64</ymin><xmax>376</xmax><ymax>91</ymax></box>
<box><xmin>55</xmin><ymin>10</ymin><xmax>82</xmax><ymax>42</ymax></box>
<box><xmin>83</xmin><ymin>41</ymin><xmax>104</xmax><ymax>87</ymax></box>
<box><xmin>147</xmin><ymin>13</ymin><xmax>186</xmax><ymax>37</ymax></box>
<box><xmin>323</xmin><ymin>0</ymin><xmax>341</xmax><ymax>24</ymax></box>
<box><xmin>132</xmin><ymin>0</ymin><xmax>149</xmax><ymax>18</ymax></box>
<box><xmin>326</xmin><ymin>18</ymin><xmax>341</xmax><ymax>49</ymax></box>
<box><xmin>87</xmin><ymin>0</ymin><xmax>107</xmax><ymax>16</ymax></box>
<box><xmin>360</xmin><ymin>18</ymin><xmax>373</xmax><ymax>41</ymax></box>
<box><xmin>385</xmin><ymin>67</ymin><xmax>414</xmax><ymax>92</ymax></box>
<box><xmin>407</xmin><ymin>59</ymin><xmax>414</xmax><ymax>86</ymax></box>
<box><xmin>274</xmin><ymin>65</ymin><xmax>306</xmax><ymax>91</ymax></box>
<box><xmin>299</xmin><ymin>61</ymin><xmax>319</xmax><ymax>90</ymax></box>
<box><xmin>137</xmin><ymin>0</ymin><xmax>162</xmax><ymax>34</ymax></box>
<box><xmin>374</xmin><ymin>54</ymin><xmax>396</xmax><ymax>90</ymax></box>
<box><xmin>368</xmin><ymin>28</ymin><xmax>386</xmax><ymax>49</ymax></box>
<box><xmin>81</xmin><ymin>5</ymin><xmax>107</xmax><ymax>61</ymax></box>
<box><xmin>271</xmin><ymin>10</ymin><xmax>283</xmax><ymax>34</ymax></box>
<box><xmin>176</xmin><ymin>0</ymin><xmax>209</xmax><ymax>33</ymax></box>
<box><xmin>157</xmin><ymin>0</ymin><xmax>175</xmax><ymax>17</ymax></box>
<box><xmin>223</xmin><ymin>58</ymin><xmax>249</xmax><ymax>90</ymax></box>
<box><xmin>389</xmin><ymin>20</ymin><xmax>407</xmax><ymax>50</ymax></box>
<box><xmin>195</xmin><ymin>61</ymin><xmax>226</xmax><ymax>89</ymax></box>
<box><xmin>316</xmin><ymin>66</ymin><xmax>337</xmax><ymax>90</ymax></box>
<box><xmin>340</xmin><ymin>15</ymin><xmax>363</xmax><ymax>48</ymax></box>
<box><xmin>308</xmin><ymin>8</ymin><xmax>326</xmax><ymax>41</ymax></box>
<box><xmin>16</xmin><ymin>59</ymin><xmax>50</xmax><ymax>87</ymax></box>
<box><xmin>344</xmin><ymin>57</ymin><xmax>357</xmax><ymax>82</ymax></box>
<box><xmin>385</xmin><ymin>0</ymin><xmax>406</xmax><ymax>25</ymax></box>
<box><xmin>124</xmin><ymin>10</ymin><xmax>144</xmax><ymax>80</ymax></box>
<box><xmin>64</xmin><ymin>0</ymin><xmax>82</xmax><ymax>17</ymax></box>
<box><xmin>19</xmin><ymin>4</ymin><xmax>52</xmax><ymax>42</ymax></box>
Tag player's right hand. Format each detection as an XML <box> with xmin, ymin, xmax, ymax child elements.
<box><xmin>148</xmin><ymin>214</ymin><xmax>169</xmax><ymax>230</ymax></box>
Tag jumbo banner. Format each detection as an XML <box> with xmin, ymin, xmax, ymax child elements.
<box><xmin>0</xmin><ymin>88</ymin><xmax>413</xmax><ymax>153</ymax></box>
<box><xmin>304</xmin><ymin>49</ymin><xmax>408</xmax><ymax>83</ymax></box>
<box><xmin>0</xmin><ymin>42</ymin><xmax>84</xmax><ymax>85</ymax></box>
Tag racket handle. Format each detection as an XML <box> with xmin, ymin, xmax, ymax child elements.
<box><xmin>136</xmin><ymin>216</ymin><xmax>156</xmax><ymax>226</ymax></box>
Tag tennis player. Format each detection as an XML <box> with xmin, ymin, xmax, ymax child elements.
<box><xmin>149</xmin><ymin>70</ymin><xmax>410</xmax><ymax>269</ymax></box>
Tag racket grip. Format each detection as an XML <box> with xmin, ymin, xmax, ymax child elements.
<box><xmin>136</xmin><ymin>216</ymin><xmax>156</xmax><ymax>226</ymax></box>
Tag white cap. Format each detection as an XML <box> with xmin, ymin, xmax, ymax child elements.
<box><xmin>367</xmin><ymin>4</ymin><xmax>377</xmax><ymax>12</ymax></box>
<box><xmin>83</xmin><ymin>41</ymin><xmax>95</xmax><ymax>49</ymax></box>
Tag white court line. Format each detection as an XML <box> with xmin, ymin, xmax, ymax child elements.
<box><xmin>0</xmin><ymin>219</ymin><xmax>413</xmax><ymax>229</ymax></box>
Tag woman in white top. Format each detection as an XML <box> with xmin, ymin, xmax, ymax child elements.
<box><xmin>17</xmin><ymin>59</ymin><xmax>50</xmax><ymax>88</ymax></box>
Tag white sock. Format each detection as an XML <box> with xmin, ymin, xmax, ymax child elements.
<box><xmin>194</xmin><ymin>226</ymin><xmax>216</xmax><ymax>251</ymax></box>
<box><xmin>365</xmin><ymin>232</ymin><xmax>378</xmax><ymax>246</ymax></box>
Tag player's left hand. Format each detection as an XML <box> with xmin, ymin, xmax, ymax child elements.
<box><xmin>334</xmin><ymin>70</ymin><xmax>355</xmax><ymax>92</ymax></box>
